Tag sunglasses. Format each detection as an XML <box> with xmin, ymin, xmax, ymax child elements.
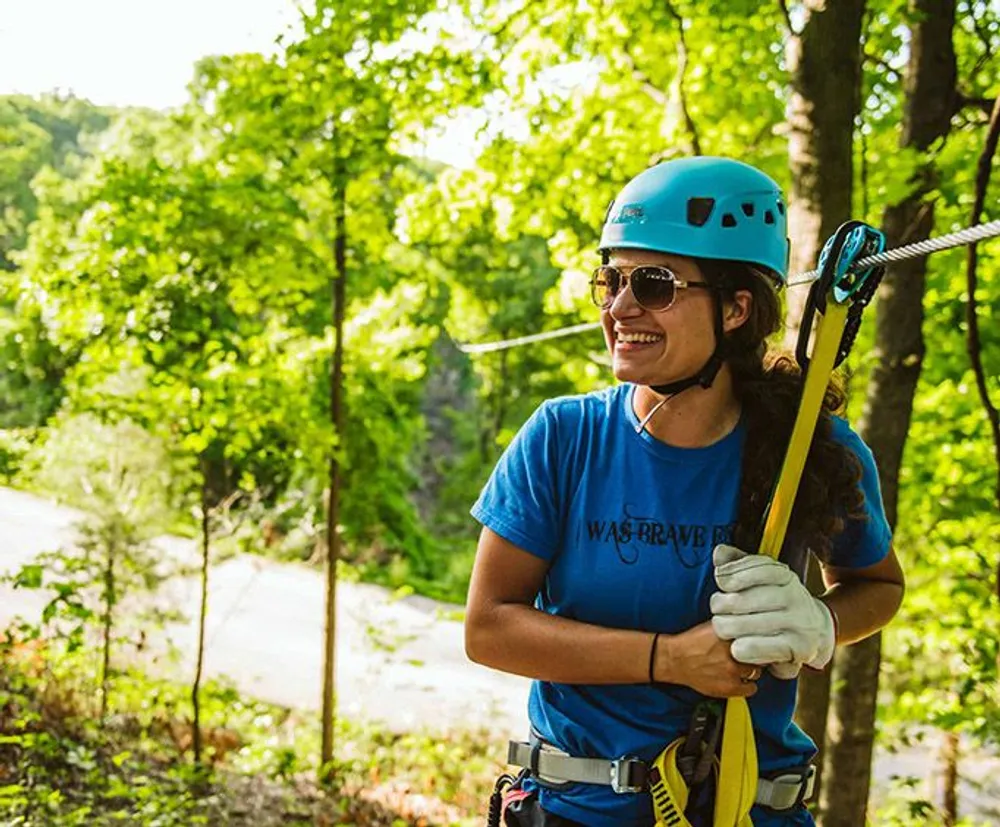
<box><xmin>590</xmin><ymin>265</ymin><xmax>713</xmax><ymax>312</ymax></box>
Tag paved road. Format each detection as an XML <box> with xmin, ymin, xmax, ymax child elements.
<box><xmin>0</xmin><ymin>486</ymin><xmax>527</xmax><ymax>735</ymax></box>
<box><xmin>1</xmin><ymin>486</ymin><xmax>997</xmax><ymax>819</ymax></box>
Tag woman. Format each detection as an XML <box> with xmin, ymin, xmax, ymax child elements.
<box><xmin>465</xmin><ymin>157</ymin><xmax>904</xmax><ymax>827</ymax></box>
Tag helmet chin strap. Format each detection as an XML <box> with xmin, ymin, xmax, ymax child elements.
<box><xmin>635</xmin><ymin>289</ymin><xmax>728</xmax><ymax>435</ymax></box>
<box><xmin>649</xmin><ymin>287</ymin><xmax>728</xmax><ymax>396</ymax></box>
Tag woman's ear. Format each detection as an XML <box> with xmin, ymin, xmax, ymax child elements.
<box><xmin>723</xmin><ymin>289</ymin><xmax>753</xmax><ymax>333</ymax></box>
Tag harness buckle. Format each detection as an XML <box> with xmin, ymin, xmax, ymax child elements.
<box><xmin>758</xmin><ymin>764</ymin><xmax>816</xmax><ymax>811</ymax></box>
<box><xmin>793</xmin><ymin>765</ymin><xmax>817</xmax><ymax>808</ymax></box>
<box><xmin>609</xmin><ymin>757</ymin><xmax>647</xmax><ymax>794</ymax></box>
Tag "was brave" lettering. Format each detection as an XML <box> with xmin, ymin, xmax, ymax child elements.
<box><xmin>586</xmin><ymin>519</ymin><xmax>733</xmax><ymax>548</ymax></box>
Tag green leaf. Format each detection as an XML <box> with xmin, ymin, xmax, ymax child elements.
<box><xmin>13</xmin><ymin>563</ymin><xmax>43</xmax><ymax>590</ymax></box>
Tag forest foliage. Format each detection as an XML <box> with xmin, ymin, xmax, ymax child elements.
<box><xmin>1</xmin><ymin>0</ymin><xmax>998</xmax><ymax>823</ymax></box>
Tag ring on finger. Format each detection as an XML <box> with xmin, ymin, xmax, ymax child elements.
<box><xmin>741</xmin><ymin>666</ymin><xmax>761</xmax><ymax>683</ymax></box>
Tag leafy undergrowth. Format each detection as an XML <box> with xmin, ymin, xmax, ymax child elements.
<box><xmin>0</xmin><ymin>636</ymin><xmax>505</xmax><ymax>826</ymax></box>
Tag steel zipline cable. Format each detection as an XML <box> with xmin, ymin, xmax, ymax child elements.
<box><xmin>459</xmin><ymin>321</ymin><xmax>603</xmax><ymax>355</ymax></box>
<box><xmin>456</xmin><ymin>219</ymin><xmax>1000</xmax><ymax>355</ymax></box>
<box><xmin>787</xmin><ymin>218</ymin><xmax>1000</xmax><ymax>286</ymax></box>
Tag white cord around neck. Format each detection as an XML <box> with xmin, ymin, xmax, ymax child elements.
<box><xmin>634</xmin><ymin>393</ymin><xmax>673</xmax><ymax>435</ymax></box>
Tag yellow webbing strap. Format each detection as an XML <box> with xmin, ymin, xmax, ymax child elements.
<box><xmin>758</xmin><ymin>301</ymin><xmax>849</xmax><ymax>560</ymax></box>
<box><xmin>649</xmin><ymin>739</ymin><xmax>692</xmax><ymax>825</ymax></box>
<box><xmin>652</xmin><ymin>302</ymin><xmax>849</xmax><ymax>826</ymax></box>
<box><xmin>650</xmin><ymin>701</ymin><xmax>756</xmax><ymax>826</ymax></box>
<box><xmin>714</xmin><ymin>699</ymin><xmax>757</xmax><ymax>826</ymax></box>
<box><xmin>717</xmin><ymin>301</ymin><xmax>849</xmax><ymax>824</ymax></box>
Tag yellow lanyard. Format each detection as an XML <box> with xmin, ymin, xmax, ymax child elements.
<box><xmin>651</xmin><ymin>218</ymin><xmax>886</xmax><ymax>826</ymax></box>
<box><xmin>649</xmin><ymin>698</ymin><xmax>757</xmax><ymax>826</ymax></box>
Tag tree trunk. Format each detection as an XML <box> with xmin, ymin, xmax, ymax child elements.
<box><xmin>192</xmin><ymin>459</ymin><xmax>212</xmax><ymax>765</ymax></box>
<box><xmin>940</xmin><ymin>729</ymin><xmax>959</xmax><ymax>826</ymax></box>
<box><xmin>821</xmin><ymin>3</ymin><xmax>957</xmax><ymax>824</ymax></box>
<box><xmin>962</xmin><ymin>96</ymin><xmax>1000</xmax><ymax>599</ymax></box>
<box><xmin>783</xmin><ymin>0</ymin><xmax>866</xmax><ymax>347</ymax></box>
<box><xmin>782</xmin><ymin>3</ymin><xmax>866</xmax><ymax>813</ymax></box>
<box><xmin>794</xmin><ymin>557</ymin><xmax>834</xmax><ymax>805</ymax></box>
<box><xmin>493</xmin><ymin>346</ymin><xmax>510</xmax><ymax>447</ymax></box>
<box><xmin>479</xmin><ymin>330</ymin><xmax>510</xmax><ymax>464</ymax></box>
<box><xmin>414</xmin><ymin>333</ymin><xmax>475</xmax><ymax>522</ymax></box>
<box><xmin>320</xmin><ymin>167</ymin><xmax>348</xmax><ymax>776</ymax></box>
<box><xmin>99</xmin><ymin>538</ymin><xmax>116</xmax><ymax>724</ymax></box>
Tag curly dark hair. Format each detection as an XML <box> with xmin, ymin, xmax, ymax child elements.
<box><xmin>696</xmin><ymin>259</ymin><xmax>867</xmax><ymax>566</ymax></box>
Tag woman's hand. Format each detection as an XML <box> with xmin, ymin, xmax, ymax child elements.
<box><xmin>654</xmin><ymin>621</ymin><xmax>760</xmax><ymax>698</ymax></box>
<box><xmin>709</xmin><ymin>545</ymin><xmax>836</xmax><ymax>678</ymax></box>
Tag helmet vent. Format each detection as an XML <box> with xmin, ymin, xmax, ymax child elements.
<box><xmin>721</xmin><ymin>213</ymin><xmax>738</xmax><ymax>228</ymax></box>
<box><xmin>741</xmin><ymin>202</ymin><xmax>755</xmax><ymax>217</ymax></box>
<box><xmin>687</xmin><ymin>198</ymin><xmax>715</xmax><ymax>227</ymax></box>
<box><xmin>764</xmin><ymin>210</ymin><xmax>775</xmax><ymax>225</ymax></box>
<box><xmin>776</xmin><ymin>201</ymin><xmax>785</xmax><ymax>216</ymax></box>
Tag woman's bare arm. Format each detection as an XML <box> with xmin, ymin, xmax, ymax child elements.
<box><xmin>464</xmin><ymin>527</ymin><xmax>757</xmax><ymax>697</ymax></box>
<box><xmin>820</xmin><ymin>543</ymin><xmax>905</xmax><ymax>645</ymax></box>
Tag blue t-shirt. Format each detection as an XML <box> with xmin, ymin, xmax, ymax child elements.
<box><xmin>471</xmin><ymin>383</ymin><xmax>892</xmax><ymax>827</ymax></box>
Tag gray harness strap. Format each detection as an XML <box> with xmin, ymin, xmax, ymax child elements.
<box><xmin>507</xmin><ymin>740</ymin><xmax>648</xmax><ymax>794</ymax></box>
<box><xmin>507</xmin><ymin>740</ymin><xmax>815</xmax><ymax>811</ymax></box>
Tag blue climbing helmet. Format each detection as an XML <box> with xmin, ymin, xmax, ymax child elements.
<box><xmin>599</xmin><ymin>156</ymin><xmax>790</xmax><ymax>285</ymax></box>
<box><xmin>597</xmin><ymin>157</ymin><xmax>790</xmax><ymax>397</ymax></box>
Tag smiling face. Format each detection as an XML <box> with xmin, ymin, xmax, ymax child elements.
<box><xmin>600</xmin><ymin>249</ymin><xmax>748</xmax><ymax>388</ymax></box>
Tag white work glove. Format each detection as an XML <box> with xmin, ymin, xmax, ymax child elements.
<box><xmin>710</xmin><ymin>545</ymin><xmax>836</xmax><ymax>680</ymax></box>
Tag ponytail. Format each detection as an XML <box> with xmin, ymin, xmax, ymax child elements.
<box><xmin>698</xmin><ymin>260</ymin><xmax>866</xmax><ymax>563</ymax></box>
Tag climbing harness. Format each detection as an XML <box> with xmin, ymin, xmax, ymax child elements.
<box><xmin>458</xmin><ymin>219</ymin><xmax>1000</xmax><ymax>355</ymax></box>
<box><xmin>501</xmin><ymin>724</ymin><xmax>814</xmax><ymax>820</ymax></box>
<box><xmin>488</xmin><ymin>220</ymin><xmax>886</xmax><ymax>827</ymax></box>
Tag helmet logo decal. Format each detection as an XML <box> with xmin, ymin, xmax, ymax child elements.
<box><xmin>611</xmin><ymin>203</ymin><xmax>647</xmax><ymax>224</ymax></box>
